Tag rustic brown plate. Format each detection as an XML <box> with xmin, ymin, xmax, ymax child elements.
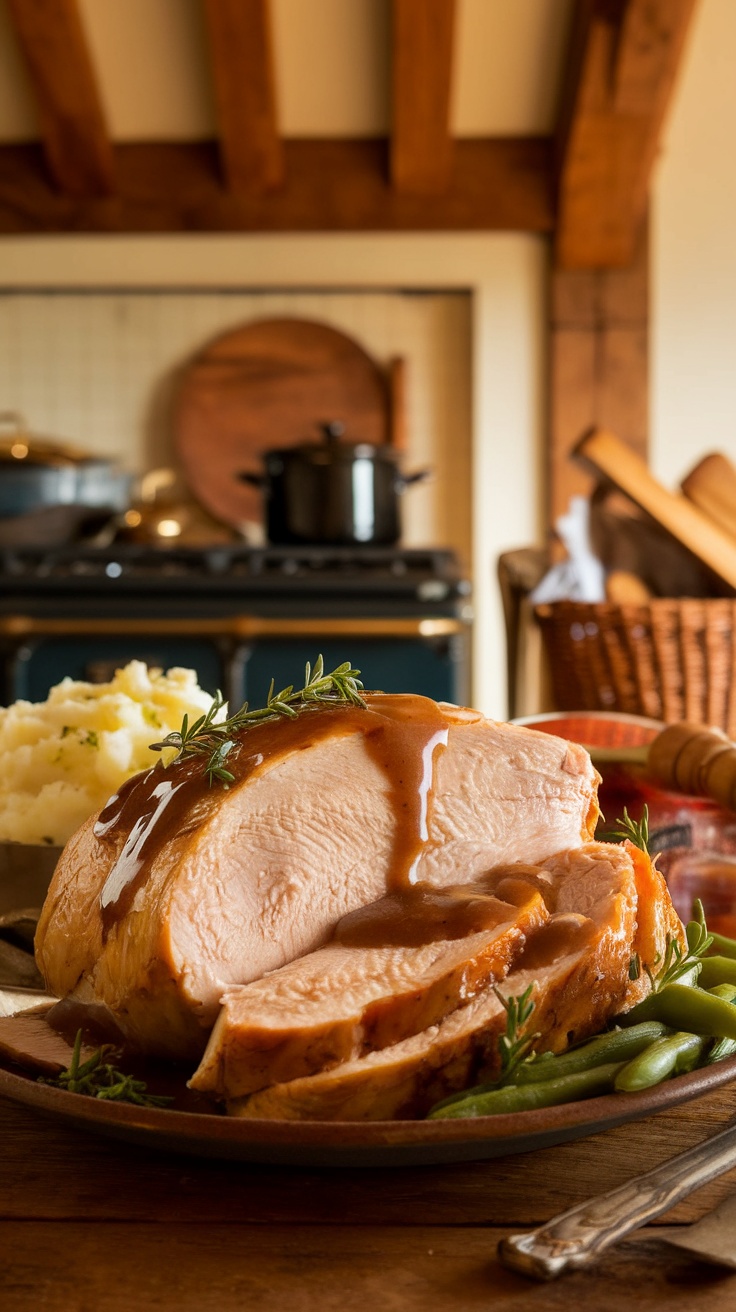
<box><xmin>2</xmin><ymin>1051</ymin><xmax>736</xmax><ymax>1169</ymax></box>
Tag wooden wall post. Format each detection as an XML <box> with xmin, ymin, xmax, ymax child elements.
<box><xmin>547</xmin><ymin>213</ymin><xmax>650</xmax><ymax>530</ymax></box>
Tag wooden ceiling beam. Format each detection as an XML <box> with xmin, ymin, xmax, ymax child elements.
<box><xmin>555</xmin><ymin>0</ymin><xmax>699</xmax><ymax>269</ymax></box>
<box><xmin>5</xmin><ymin>0</ymin><xmax>114</xmax><ymax>196</ymax></box>
<box><xmin>391</xmin><ymin>0</ymin><xmax>456</xmax><ymax>195</ymax></box>
<box><xmin>0</xmin><ymin>138</ymin><xmax>553</xmax><ymax>235</ymax></box>
<box><xmin>202</xmin><ymin>0</ymin><xmax>283</xmax><ymax>192</ymax></box>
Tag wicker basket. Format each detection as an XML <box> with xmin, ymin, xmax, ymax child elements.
<box><xmin>534</xmin><ymin>598</ymin><xmax>736</xmax><ymax>735</ymax></box>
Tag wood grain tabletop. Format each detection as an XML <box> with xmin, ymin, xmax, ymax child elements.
<box><xmin>3</xmin><ymin>1082</ymin><xmax>736</xmax><ymax>1311</ymax></box>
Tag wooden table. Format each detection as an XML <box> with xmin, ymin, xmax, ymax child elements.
<box><xmin>3</xmin><ymin>1080</ymin><xmax>736</xmax><ymax>1311</ymax></box>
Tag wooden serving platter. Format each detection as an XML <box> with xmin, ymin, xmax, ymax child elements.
<box><xmin>2</xmin><ymin>1035</ymin><xmax>736</xmax><ymax>1201</ymax></box>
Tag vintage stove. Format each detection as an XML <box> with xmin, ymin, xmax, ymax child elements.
<box><xmin>0</xmin><ymin>544</ymin><xmax>473</xmax><ymax>707</ymax></box>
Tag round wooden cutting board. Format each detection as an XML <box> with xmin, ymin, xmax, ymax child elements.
<box><xmin>173</xmin><ymin>318</ymin><xmax>392</xmax><ymax>532</ymax></box>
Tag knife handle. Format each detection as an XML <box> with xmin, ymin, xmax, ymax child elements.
<box><xmin>498</xmin><ymin>1118</ymin><xmax>736</xmax><ymax>1280</ymax></box>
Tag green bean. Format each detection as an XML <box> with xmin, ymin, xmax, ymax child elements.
<box><xmin>697</xmin><ymin>956</ymin><xmax>736</xmax><ymax>989</ymax></box>
<box><xmin>618</xmin><ymin>982</ymin><xmax>736</xmax><ymax>1038</ymax></box>
<box><xmin>429</xmin><ymin>1022</ymin><xmax>670</xmax><ymax>1115</ymax></box>
<box><xmin>707</xmin><ymin>931</ymin><xmax>736</xmax><ymax>960</ymax></box>
<box><xmin>427</xmin><ymin>1062</ymin><xmax>625</xmax><ymax>1119</ymax></box>
<box><xmin>510</xmin><ymin>1022</ymin><xmax>670</xmax><ymax>1084</ymax></box>
<box><xmin>614</xmin><ymin>1031</ymin><xmax>708</xmax><ymax>1092</ymax></box>
<box><xmin>705</xmin><ymin>985</ymin><xmax>736</xmax><ymax>1064</ymax></box>
<box><xmin>707</xmin><ymin>1039</ymin><xmax>736</xmax><ymax>1064</ymax></box>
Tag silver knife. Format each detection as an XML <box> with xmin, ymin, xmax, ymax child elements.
<box><xmin>499</xmin><ymin>1119</ymin><xmax>736</xmax><ymax>1280</ymax></box>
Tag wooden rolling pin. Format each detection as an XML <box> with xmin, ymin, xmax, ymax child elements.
<box><xmin>589</xmin><ymin>723</ymin><xmax>736</xmax><ymax>811</ymax></box>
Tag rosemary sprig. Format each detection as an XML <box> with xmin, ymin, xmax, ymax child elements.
<box><xmin>607</xmin><ymin>805</ymin><xmax>651</xmax><ymax>854</ymax></box>
<box><xmin>150</xmin><ymin>656</ymin><xmax>366</xmax><ymax>786</ymax></box>
<box><xmin>40</xmin><ymin>1029</ymin><xmax>173</xmax><ymax>1108</ymax></box>
<box><xmin>494</xmin><ymin>983</ymin><xmax>539</xmax><ymax>1081</ymax></box>
<box><xmin>656</xmin><ymin>897</ymin><xmax>713</xmax><ymax>989</ymax></box>
<box><xmin>631</xmin><ymin>897</ymin><xmax>715</xmax><ymax>993</ymax></box>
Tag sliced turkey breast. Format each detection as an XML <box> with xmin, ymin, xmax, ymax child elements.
<box><xmin>229</xmin><ymin>842</ymin><xmax>683</xmax><ymax>1121</ymax></box>
<box><xmin>189</xmin><ymin>873</ymin><xmax>549</xmax><ymax>1097</ymax></box>
<box><xmin>35</xmin><ymin>694</ymin><xmax>599</xmax><ymax>1059</ymax></box>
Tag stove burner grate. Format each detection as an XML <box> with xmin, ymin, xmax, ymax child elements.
<box><xmin>0</xmin><ymin>544</ymin><xmax>470</xmax><ymax>601</ymax></box>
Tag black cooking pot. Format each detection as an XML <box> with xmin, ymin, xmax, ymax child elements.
<box><xmin>240</xmin><ymin>423</ymin><xmax>430</xmax><ymax>546</ymax></box>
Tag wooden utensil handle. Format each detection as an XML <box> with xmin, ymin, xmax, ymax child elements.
<box><xmin>574</xmin><ymin>429</ymin><xmax>736</xmax><ymax>591</ymax></box>
<box><xmin>498</xmin><ymin>1119</ymin><xmax>736</xmax><ymax>1280</ymax></box>
<box><xmin>648</xmin><ymin>723</ymin><xmax>736</xmax><ymax>809</ymax></box>
<box><xmin>585</xmin><ymin>724</ymin><xmax>736</xmax><ymax>813</ymax></box>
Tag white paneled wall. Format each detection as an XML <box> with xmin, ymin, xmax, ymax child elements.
<box><xmin>0</xmin><ymin>289</ymin><xmax>472</xmax><ymax>568</ymax></box>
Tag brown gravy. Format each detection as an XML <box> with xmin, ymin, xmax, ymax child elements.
<box><xmin>333</xmin><ymin>878</ymin><xmax>541</xmax><ymax>949</ymax></box>
<box><xmin>514</xmin><ymin>913</ymin><xmax>596</xmax><ymax>969</ymax></box>
<box><xmin>95</xmin><ymin>692</ymin><xmax>449</xmax><ymax>938</ymax></box>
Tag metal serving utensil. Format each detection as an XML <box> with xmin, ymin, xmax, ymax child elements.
<box><xmin>655</xmin><ymin>1191</ymin><xmax>736</xmax><ymax>1267</ymax></box>
<box><xmin>499</xmin><ymin>1120</ymin><xmax>736</xmax><ymax>1279</ymax></box>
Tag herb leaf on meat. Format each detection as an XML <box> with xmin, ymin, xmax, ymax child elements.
<box><xmin>495</xmin><ymin>983</ymin><xmax>538</xmax><ymax>1080</ymax></box>
<box><xmin>150</xmin><ymin>656</ymin><xmax>366</xmax><ymax>786</ymax></box>
<box><xmin>607</xmin><ymin>805</ymin><xmax>652</xmax><ymax>854</ymax></box>
<box><xmin>650</xmin><ymin>898</ymin><xmax>714</xmax><ymax>990</ymax></box>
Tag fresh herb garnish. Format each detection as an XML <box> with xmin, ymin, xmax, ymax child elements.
<box><xmin>659</xmin><ymin>898</ymin><xmax>714</xmax><ymax>986</ymax></box>
<box><xmin>40</xmin><ymin>1029</ymin><xmax>173</xmax><ymax>1108</ymax></box>
<box><xmin>494</xmin><ymin>983</ymin><xmax>538</xmax><ymax>1080</ymax></box>
<box><xmin>608</xmin><ymin>805</ymin><xmax>651</xmax><ymax>854</ymax></box>
<box><xmin>150</xmin><ymin>656</ymin><xmax>366</xmax><ymax>786</ymax></box>
<box><xmin>685</xmin><ymin>898</ymin><xmax>714</xmax><ymax>960</ymax></box>
<box><xmin>611</xmin><ymin>804</ymin><xmax>699</xmax><ymax>985</ymax></box>
<box><xmin>639</xmin><ymin>898</ymin><xmax>714</xmax><ymax>992</ymax></box>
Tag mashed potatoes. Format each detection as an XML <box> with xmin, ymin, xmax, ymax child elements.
<box><xmin>0</xmin><ymin>662</ymin><xmax>218</xmax><ymax>846</ymax></box>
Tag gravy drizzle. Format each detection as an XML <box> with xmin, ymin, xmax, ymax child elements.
<box><xmin>95</xmin><ymin>693</ymin><xmax>449</xmax><ymax>940</ymax></box>
<box><xmin>334</xmin><ymin>879</ymin><xmax>534</xmax><ymax>949</ymax></box>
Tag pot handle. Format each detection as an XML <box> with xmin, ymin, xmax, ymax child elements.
<box><xmin>238</xmin><ymin>471</ymin><xmax>266</xmax><ymax>488</ymax></box>
<box><xmin>321</xmin><ymin>420</ymin><xmax>345</xmax><ymax>444</ymax></box>
<box><xmin>397</xmin><ymin>469</ymin><xmax>431</xmax><ymax>489</ymax></box>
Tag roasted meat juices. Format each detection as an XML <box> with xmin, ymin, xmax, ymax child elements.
<box><xmin>35</xmin><ymin>695</ymin><xmax>600</xmax><ymax>1059</ymax></box>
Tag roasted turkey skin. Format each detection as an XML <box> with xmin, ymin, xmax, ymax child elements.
<box><xmin>34</xmin><ymin>696</ymin><xmax>600</xmax><ymax>1059</ymax></box>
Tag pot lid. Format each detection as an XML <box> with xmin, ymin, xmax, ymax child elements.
<box><xmin>0</xmin><ymin>411</ymin><xmax>112</xmax><ymax>467</ymax></box>
<box><xmin>273</xmin><ymin>422</ymin><xmax>400</xmax><ymax>463</ymax></box>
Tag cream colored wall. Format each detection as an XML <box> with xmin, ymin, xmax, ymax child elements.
<box><xmin>651</xmin><ymin>0</ymin><xmax>736</xmax><ymax>486</ymax></box>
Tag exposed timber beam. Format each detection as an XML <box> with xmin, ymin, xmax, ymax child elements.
<box><xmin>391</xmin><ymin>0</ymin><xmax>456</xmax><ymax>194</ymax></box>
<box><xmin>202</xmin><ymin>0</ymin><xmax>283</xmax><ymax>192</ymax></box>
<box><xmin>0</xmin><ymin>138</ymin><xmax>553</xmax><ymax>235</ymax></box>
<box><xmin>5</xmin><ymin>0</ymin><xmax>114</xmax><ymax>196</ymax></box>
<box><xmin>555</xmin><ymin>0</ymin><xmax>699</xmax><ymax>269</ymax></box>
